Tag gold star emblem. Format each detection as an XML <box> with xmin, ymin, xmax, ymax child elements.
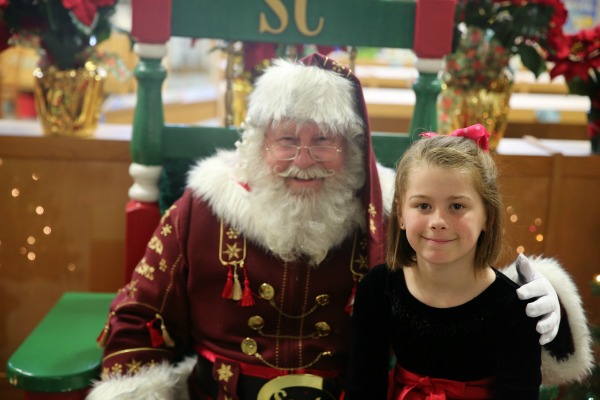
<box><xmin>127</xmin><ymin>279</ymin><xmax>138</xmax><ymax>298</ymax></box>
<box><xmin>217</xmin><ymin>363</ymin><xmax>234</xmax><ymax>382</ymax></box>
<box><xmin>224</xmin><ymin>243</ymin><xmax>242</xmax><ymax>260</ymax></box>
<box><xmin>161</xmin><ymin>224</ymin><xmax>172</xmax><ymax>236</ymax></box>
<box><xmin>226</xmin><ymin>228</ymin><xmax>239</xmax><ymax>239</ymax></box>
<box><xmin>111</xmin><ymin>363</ymin><xmax>123</xmax><ymax>376</ymax></box>
<box><xmin>159</xmin><ymin>258</ymin><xmax>168</xmax><ymax>272</ymax></box>
<box><xmin>126</xmin><ymin>358</ymin><xmax>142</xmax><ymax>374</ymax></box>
<box><xmin>354</xmin><ymin>254</ymin><xmax>368</xmax><ymax>271</ymax></box>
<box><xmin>368</xmin><ymin>203</ymin><xmax>377</xmax><ymax>217</ymax></box>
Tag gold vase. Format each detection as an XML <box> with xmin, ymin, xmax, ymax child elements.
<box><xmin>232</xmin><ymin>76</ymin><xmax>253</xmax><ymax>127</ymax></box>
<box><xmin>437</xmin><ymin>72</ymin><xmax>513</xmax><ymax>152</ymax></box>
<box><xmin>32</xmin><ymin>62</ymin><xmax>106</xmax><ymax>138</ymax></box>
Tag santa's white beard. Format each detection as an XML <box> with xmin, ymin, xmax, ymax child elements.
<box><xmin>247</xmin><ymin>162</ymin><xmax>365</xmax><ymax>265</ymax></box>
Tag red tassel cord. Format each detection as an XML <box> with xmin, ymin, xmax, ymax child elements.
<box><xmin>146</xmin><ymin>318</ymin><xmax>165</xmax><ymax>347</ymax></box>
<box><xmin>221</xmin><ymin>266</ymin><xmax>234</xmax><ymax>299</ymax></box>
<box><xmin>240</xmin><ymin>263</ymin><xmax>255</xmax><ymax>307</ymax></box>
<box><xmin>146</xmin><ymin>314</ymin><xmax>175</xmax><ymax>348</ymax></box>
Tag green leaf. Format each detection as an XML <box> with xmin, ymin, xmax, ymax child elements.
<box><xmin>518</xmin><ymin>45</ymin><xmax>546</xmax><ymax>78</ymax></box>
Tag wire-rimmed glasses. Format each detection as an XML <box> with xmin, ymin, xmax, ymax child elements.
<box><xmin>266</xmin><ymin>144</ymin><xmax>342</xmax><ymax>162</ymax></box>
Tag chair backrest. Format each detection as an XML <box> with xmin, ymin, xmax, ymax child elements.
<box><xmin>125</xmin><ymin>0</ymin><xmax>456</xmax><ymax>281</ymax></box>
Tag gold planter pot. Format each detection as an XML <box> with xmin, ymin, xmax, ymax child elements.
<box><xmin>437</xmin><ymin>73</ymin><xmax>513</xmax><ymax>152</ymax></box>
<box><xmin>33</xmin><ymin>62</ymin><xmax>106</xmax><ymax>138</ymax></box>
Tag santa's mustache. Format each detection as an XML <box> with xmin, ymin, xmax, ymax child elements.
<box><xmin>277</xmin><ymin>165</ymin><xmax>335</xmax><ymax>179</ymax></box>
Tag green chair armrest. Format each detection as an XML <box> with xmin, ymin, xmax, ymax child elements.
<box><xmin>539</xmin><ymin>384</ymin><xmax>559</xmax><ymax>400</ymax></box>
<box><xmin>7</xmin><ymin>292</ymin><xmax>115</xmax><ymax>393</ymax></box>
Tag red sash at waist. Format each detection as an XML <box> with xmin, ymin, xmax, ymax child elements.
<box><xmin>195</xmin><ymin>345</ymin><xmax>342</xmax><ymax>380</ymax></box>
<box><xmin>392</xmin><ymin>365</ymin><xmax>494</xmax><ymax>400</ymax></box>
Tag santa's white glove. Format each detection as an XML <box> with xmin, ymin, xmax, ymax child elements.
<box><xmin>515</xmin><ymin>253</ymin><xmax>561</xmax><ymax>345</ymax></box>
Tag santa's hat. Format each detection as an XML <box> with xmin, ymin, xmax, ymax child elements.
<box><xmin>242</xmin><ymin>52</ymin><xmax>385</xmax><ymax>269</ymax></box>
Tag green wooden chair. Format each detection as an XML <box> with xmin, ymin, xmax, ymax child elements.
<box><xmin>6</xmin><ymin>0</ymin><xmax>456</xmax><ymax>398</ymax></box>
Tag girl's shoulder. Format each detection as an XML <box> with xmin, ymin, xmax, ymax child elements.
<box><xmin>491</xmin><ymin>267</ymin><xmax>521</xmax><ymax>293</ymax></box>
<box><xmin>361</xmin><ymin>264</ymin><xmax>407</xmax><ymax>294</ymax></box>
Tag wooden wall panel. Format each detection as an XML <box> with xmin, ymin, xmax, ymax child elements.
<box><xmin>0</xmin><ymin>125</ymin><xmax>131</xmax><ymax>399</ymax></box>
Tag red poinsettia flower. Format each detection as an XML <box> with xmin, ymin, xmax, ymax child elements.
<box><xmin>1</xmin><ymin>0</ymin><xmax>118</xmax><ymax>69</ymax></box>
<box><xmin>62</xmin><ymin>0</ymin><xmax>115</xmax><ymax>27</ymax></box>
<box><xmin>548</xmin><ymin>26</ymin><xmax>600</xmax><ymax>82</ymax></box>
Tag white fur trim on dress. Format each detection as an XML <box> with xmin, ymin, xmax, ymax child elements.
<box><xmin>86</xmin><ymin>356</ymin><xmax>196</xmax><ymax>400</ymax></box>
<box><xmin>501</xmin><ymin>256</ymin><xmax>594</xmax><ymax>385</ymax></box>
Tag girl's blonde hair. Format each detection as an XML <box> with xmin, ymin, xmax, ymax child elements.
<box><xmin>386</xmin><ymin>135</ymin><xmax>505</xmax><ymax>271</ymax></box>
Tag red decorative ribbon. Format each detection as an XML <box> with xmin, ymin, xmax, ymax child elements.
<box><xmin>392</xmin><ymin>366</ymin><xmax>494</xmax><ymax>400</ymax></box>
<box><xmin>420</xmin><ymin>124</ymin><xmax>490</xmax><ymax>152</ymax></box>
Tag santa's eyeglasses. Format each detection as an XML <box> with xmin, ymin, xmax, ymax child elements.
<box><xmin>266</xmin><ymin>145</ymin><xmax>342</xmax><ymax>162</ymax></box>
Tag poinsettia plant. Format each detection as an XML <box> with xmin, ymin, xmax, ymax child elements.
<box><xmin>546</xmin><ymin>24</ymin><xmax>600</xmax><ymax>151</ymax></box>
<box><xmin>444</xmin><ymin>0</ymin><xmax>567</xmax><ymax>90</ymax></box>
<box><xmin>0</xmin><ymin>0</ymin><xmax>116</xmax><ymax>70</ymax></box>
<box><xmin>547</xmin><ymin>24</ymin><xmax>600</xmax><ymax>101</ymax></box>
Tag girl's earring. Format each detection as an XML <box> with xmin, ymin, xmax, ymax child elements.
<box><xmin>400</xmin><ymin>223</ymin><xmax>405</xmax><ymax>229</ymax></box>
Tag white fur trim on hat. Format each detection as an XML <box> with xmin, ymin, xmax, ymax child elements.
<box><xmin>245</xmin><ymin>58</ymin><xmax>363</xmax><ymax>132</ymax></box>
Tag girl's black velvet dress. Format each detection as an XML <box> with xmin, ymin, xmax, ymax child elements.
<box><xmin>345</xmin><ymin>264</ymin><xmax>541</xmax><ymax>400</ymax></box>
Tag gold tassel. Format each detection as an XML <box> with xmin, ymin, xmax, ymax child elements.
<box><xmin>232</xmin><ymin>264</ymin><xmax>242</xmax><ymax>301</ymax></box>
<box><xmin>156</xmin><ymin>314</ymin><xmax>175</xmax><ymax>347</ymax></box>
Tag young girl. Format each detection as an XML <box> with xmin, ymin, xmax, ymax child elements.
<box><xmin>345</xmin><ymin>126</ymin><xmax>541</xmax><ymax>399</ymax></box>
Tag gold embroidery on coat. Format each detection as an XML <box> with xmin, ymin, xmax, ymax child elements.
<box><xmin>110</xmin><ymin>363</ymin><xmax>123</xmax><ymax>376</ymax></box>
<box><xmin>123</xmin><ymin>279</ymin><xmax>138</xmax><ymax>298</ymax></box>
<box><xmin>126</xmin><ymin>358</ymin><xmax>142</xmax><ymax>374</ymax></box>
<box><xmin>224</xmin><ymin>243</ymin><xmax>242</xmax><ymax>260</ymax></box>
<box><xmin>160</xmin><ymin>204</ymin><xmax>177</xmax><ymax>224</ymax></box>
<box><xmin>217</xmin><ymin>363</ymin><xmax>234</xmax><ymax>382</ymax></box>
<box><xmin>368</xmin><ymin>203</ymin><xmax>377</xmax><ymax>234</ymax></box>
<box><xmin>354</xmin><ymin>253</ymin><xmax>368</xmax><ymax>270</ymax></box>
<box><xmin>161</xmin><ymin>224</ymin><xmax>172</xmax><ymax>236</ymax></box>
<box><xmin>219</xmin><ymin>220</ymin><xmax>246</xmax><ymax>267</ymax></box>
<box><xmin>148</xmin><ymin>236</ymin><xmax>163</xmax><ymax>255</ymax></box>
<box><xmin>135</xmin><ymin>258</ymin><xmax>155</xmax><ymax>281</ymax></box>
<box><xmin>350</xmin><ymin>233</ymin><xmax>370</xmax><ymax>278</ymax></box>
<box><xmin>158</xmin><ymin>258</ymin><xmax>168</xmax><ymax>272</ymax></box>
<box><xmin>226</xmin><ymin>227</ymin><xmax>239</xmax><ymax>239</ymax></box>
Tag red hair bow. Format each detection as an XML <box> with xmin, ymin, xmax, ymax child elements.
<box><xmin>420</xmin><ymin>124</ymin><xmax>490</xmax><ymax>152</ymax></box>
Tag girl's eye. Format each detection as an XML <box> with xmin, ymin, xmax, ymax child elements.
<box><xmin>451</xmin><ymin>204</ymin><xmax>465</xmax><ymax>211</ymax></box>
<box><xmin>417</xmin><ymin>203</ymin><xmax>430</xmax><ymax>210</ymax></box>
